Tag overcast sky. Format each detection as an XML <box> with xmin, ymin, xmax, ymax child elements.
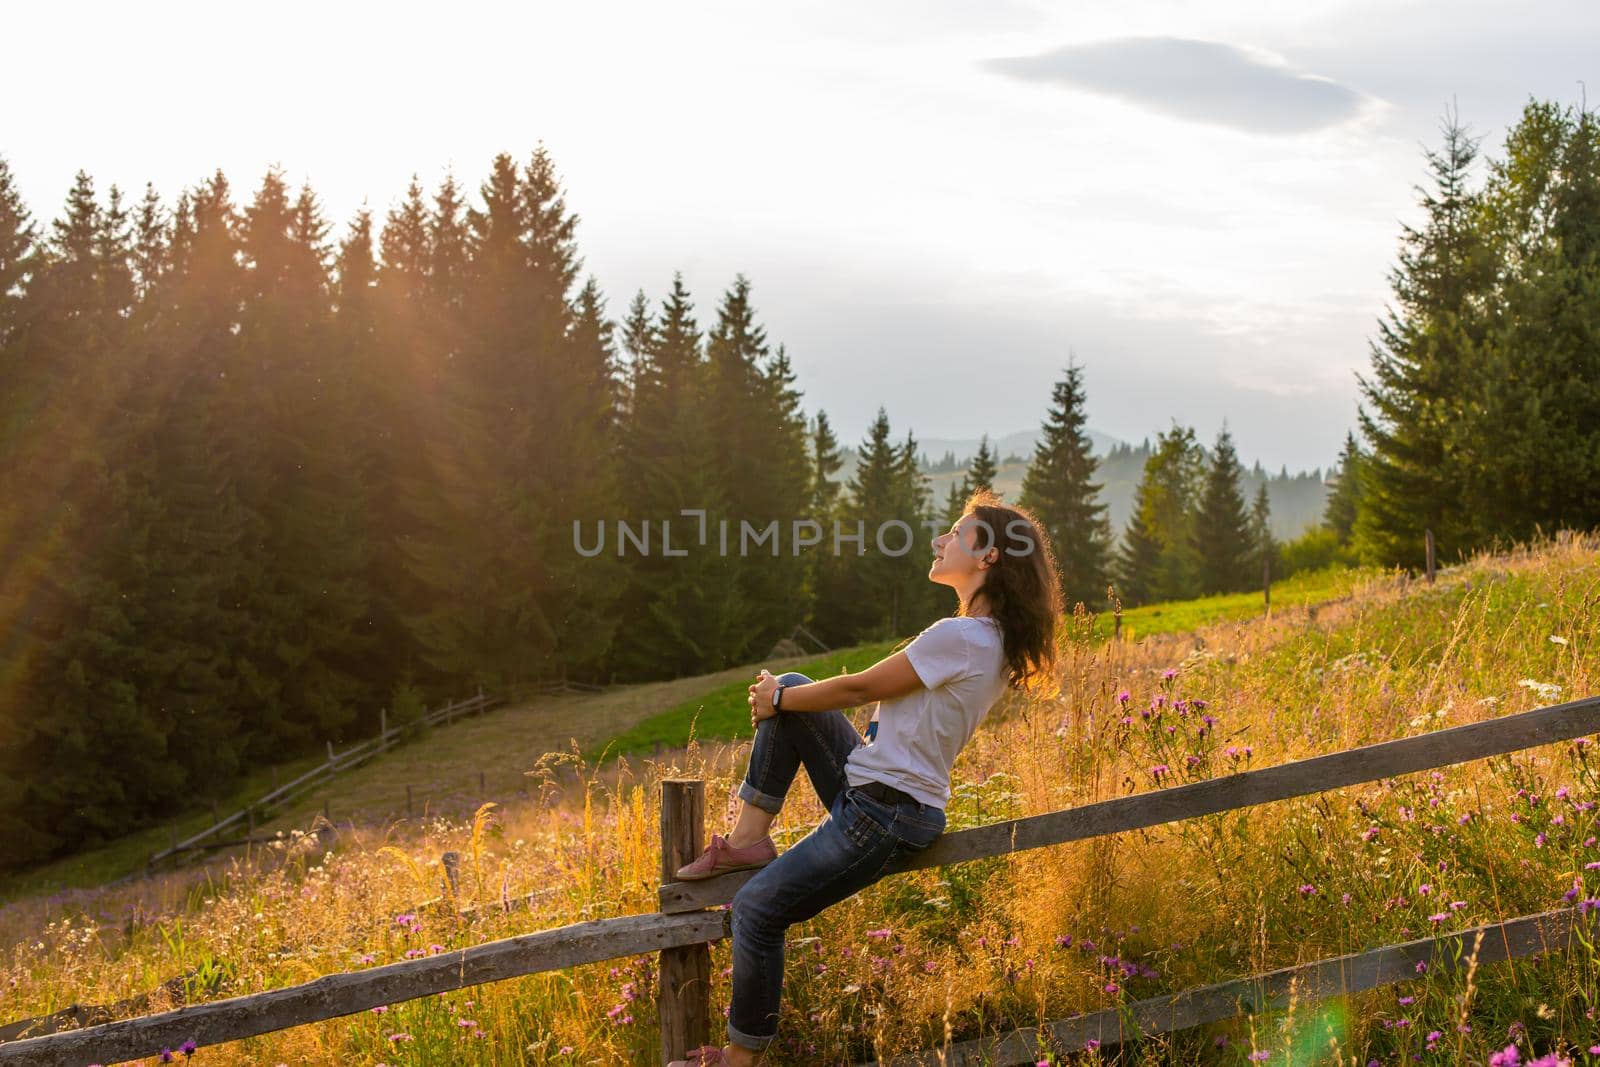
<box><xmin>5</xmin><ymin>0</ymin><xmax>1595</xmax><ymax>471</ymax></box>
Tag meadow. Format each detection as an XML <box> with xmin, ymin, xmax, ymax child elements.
<box><xmin>1</xmin><ymin>537</ymin><xmax>1596</xmax><ymax>1065</ymax></box>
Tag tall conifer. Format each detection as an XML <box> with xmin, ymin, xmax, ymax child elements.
<box><xmin>1018</xmin><ymin>363</ymin><xmax>1113</xmax><ymax>609</ymax></box>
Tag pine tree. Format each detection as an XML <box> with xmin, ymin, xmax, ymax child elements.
<box><xmin>700</xmin><ymin>277</ymin><xmax>810</xmax><ymax>663</ymax></box>
<box><xmin>967</xmin><ymin>435</ymin><xmax>999</xmax><ymax>495</ymax></box>
<box><xmin>809</xmin><ymin>410</ymin><xmax>844</xmax><ymax>516</ymax></box>
<box><xmin>1465</xmin><ymin>102</ymin><xmax>1600</xmax><ymax>540</ymax></box>
<box><xmin>617</xmin><ymin>290</ymin><xmax>653</xmax><ymax>425</ymax></box>
<box><xmin>0</xmin><ymin>169</ymin><xmax>177</xmax><ymax>860</ymax></box>
<box><xmin>0</xmin><ymin>157</ymin><xmax>40</xmax><ymax>853</ymax></box>
<box><xmin>1018</xmin><ymin>362</ymin><xmax>1113</xmax><ymax>609</ymax></box>
<box><xmin>1323</xmin><ymin>432</ymin><xmax>1364</xmax><ymax>543</ymax></box>
<box><xmin>131</xmin><ymin>183</ymin><xmax>166</xmax><ymax>301</ymax></box>
<box><xmin>942</xmin><ymin>477</ymin><xmax>970</xmax><ymax>529</ymax></box>
<box><xmin>548</xmin><ymin>277</ymin><xmax>627</xmax><ymax>681</ymax></box>
<box><xmin>824</xmin><ymin>409</ymin><xmax>912</xmax><ymax>642</ymax></box>
<box><xmin>1115</xmin><ymin>477</ymin><xmax>1163</xmax><ymax>607</ymax></box>
<box><xmin>0</xmin><ymin>156</ymin><xmax>36</xmax><ymax>353</ymax></box>
<box><xmin>229</xmin><ymin>171</ymin><xmax>375</xmax><ymax>749</ymax></box>
<box><xmin>373</xmin><ymin>175</ymin><xmax>452</xmax><ymax>696</ymax></box>
<box><xmin>890</xmin><ymin>427</ymin><xmax>939</xmax><ymax>631</ymax></box>
<box><xmin>400</xmin><ymin>149</ymin><xmax>628</xmax><ymax>691</ymax></box>
<box><xmin>71</xmin><ymin>171</ymin><xmax>267</xmax><ymax>849</ymax></box>
<box><xmin>1192</xmin><ymin>427</ymin><xmax>1254</xmax><ymax>594</ymax></box>
<box><xmin>803</xmin><ymin>410</ymin><xmax>846</xmax><ymax>637</ymax></box>
<box><xmin>610</xmin><ymin>274</ymin><xmax>736</xmax><ymax>679</ymax></box>
<box><xmin>1355</xmin><ymin>108</ymin><xmax>1494</xmax><ymax>566</ymax></box>
<box><xmin>1249</xmin><ymin>483</ymin><xmax>1274</xmax><ymax>588</ymax></box>
<box><xmin>1143</xmin><ymin>425</ymin><xmax>1205</xmax><ymax>601</ymax></box>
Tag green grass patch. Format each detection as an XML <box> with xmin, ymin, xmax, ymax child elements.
<box><xmin>1094</xmin><ymin>564</ymin><xmax>1384</xmax><ymax>640</ymax></box>
<box><xmin>589</xmin><ymin>640</ymin><xmax>904</xmax><ymax>762</ymax></box>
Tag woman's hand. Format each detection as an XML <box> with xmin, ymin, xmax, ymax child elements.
<box><xmin>748</xmin><ymin>669</ymin><xmax>779</xmax><ymax>727</ymax></box>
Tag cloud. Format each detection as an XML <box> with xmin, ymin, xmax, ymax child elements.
<box><xmin>983</xmin><ymin>36</ymin><xmax>1372</xmax><ymax>135</ymax></box>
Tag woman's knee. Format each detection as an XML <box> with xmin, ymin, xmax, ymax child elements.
<box><xmin>776</xmin><ymin>671</ymin><xmax>813</xmax><ymax>687</ymax></box>
<box><xmin>731</xmin><ymin>880</ymin><xmax>781</xmax><ymax>936</ymax></box>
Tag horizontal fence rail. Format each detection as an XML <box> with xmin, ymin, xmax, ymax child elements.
<box><xmin>0</xmin><ymin>911</ymin><xmax>729</xmax><ymax>1067</ymax></box>
<box><xmin>660</xmin><ymin>694</ymin><xmax>1600</xmax><ymax>912</ymax></box>
<box><xmin>2</xmin><ymin>694</ymin><xmax>1596</xmax><ymax>1065</ymax></box>
<box><xmin>141</xmin><ymin>693</ymin><xmax>500</xmax><ymax>872</ymax></box>
<box><xmin>861</xmin><ymin>906</ymin><xmax>1586</xmax><ymax>1066</ymax></box>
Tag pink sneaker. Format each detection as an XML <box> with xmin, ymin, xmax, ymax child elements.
<box><xmin>668</xmin><ymin>1045</ymin><xmax>729</xmax><ymax>1066</ymax></box>
<box><xmin>674</xmin><ymin>833</ymin><xmax>777</xmax><ymax>881</ymax></box>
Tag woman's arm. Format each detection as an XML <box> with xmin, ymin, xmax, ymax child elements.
<box><xmin>750</xmin><ymin>652</ymin><xmax>923</xmax><ymax>718</ymax></box>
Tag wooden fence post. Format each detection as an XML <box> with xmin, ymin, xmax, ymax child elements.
<box><xmin>1425</xmin><ymin>528</ymin><xmax>1437</xmax><ymax>584</ymax></box>
<box><xmin>441</xmin><ymin>851</ymin><xmax>461</xmax><ymax>903</ymax></box>
<box><xmin>1263</xmin><ymin>554</ymin><xmax>1271</xmax><ymax>611</ymax></box>
<box><xmin>379</xmin><ymin>708</ymin><xmax>388</xmax><ymax>750</ymax></box>
<box><xmin>658</xmin><ymin>779</ymin><xmax>711</xmax><ymax>1064</ymax></box>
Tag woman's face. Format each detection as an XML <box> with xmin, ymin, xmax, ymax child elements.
<box><xmin>928</xmin><ymin>513</ymin><xmax>996</xmax><ymax>587</ymax></box>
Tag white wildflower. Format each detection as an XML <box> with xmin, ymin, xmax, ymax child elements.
<box><xmin>1516</xmin><ymin>679</ymin><xmax>1563</xmax><ymax>702</ymax></box>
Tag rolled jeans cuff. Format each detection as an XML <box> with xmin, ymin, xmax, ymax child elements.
<box><xmin>727</xmin><ymin>1017</ymin><xmax>778</xmax><ymax>1051</ymax></box>
<box><xmin>738</xmin><ymin>779</ymin><xmax>785</xmax><ymax>815</ymax></box>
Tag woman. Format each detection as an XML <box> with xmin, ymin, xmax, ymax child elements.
<box><xmin>668</xmin><ymin>491</ymin><xmax>1064</xmax><ymax>1066</ymax></box>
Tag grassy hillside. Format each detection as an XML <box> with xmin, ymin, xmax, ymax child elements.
<box><xmin>1</xmin><ymin>541</ymin><xmax>1594</xmax><ymax>1065</ymax></box>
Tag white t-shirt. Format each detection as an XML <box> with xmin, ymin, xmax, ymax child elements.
<box><xmin>843</xmin><ymin>615</ymin><xmax>1008</xmax><ymax>809</ymax></box>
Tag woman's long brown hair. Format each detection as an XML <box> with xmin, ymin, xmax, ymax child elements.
<box><xmin>957</xmin><ymin>488</ymin><xmax>1064</xmax><ymax>694</ymax></box>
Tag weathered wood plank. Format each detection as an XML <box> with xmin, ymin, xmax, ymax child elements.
<box><xmin>0</xmin><ymin>910</ymin><xmax>730</xmax><ymax>1066</ymax></box>
<box><xmin>0</xmin><ymin>971</ymin><xmax>196</xmax><ymax>1042</ymax></box>
<box><xmin>660</xmin><ymin>695</ymin><xmax>1600</xmax><ymax>912</ymax></box>
<box><xmin>863</xmin><ymin>906</ymin><xmax>1584</xmax><ymax>1066</ymax></box>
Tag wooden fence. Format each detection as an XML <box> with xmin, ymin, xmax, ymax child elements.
<box><xmin>137</xmin><ymin>692</ymin><xmax>501</xmax><ymax>876</ymax></box>
<box><xmin>1</xmin><ymin>693</ymin><xmax>1596</xmax><ymax>1066</ymax></box>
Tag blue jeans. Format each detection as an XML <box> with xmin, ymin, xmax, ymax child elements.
<box><xmin>726</xmin><ymin>672</ymin><xmax>947</xmax><ymax>1051</ymax></box>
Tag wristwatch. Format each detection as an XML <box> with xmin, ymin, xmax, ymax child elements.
<box><xmin>771</xmin><ymin>684</ymin><xmax>785</xmax><ymax>711</ymax></box>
